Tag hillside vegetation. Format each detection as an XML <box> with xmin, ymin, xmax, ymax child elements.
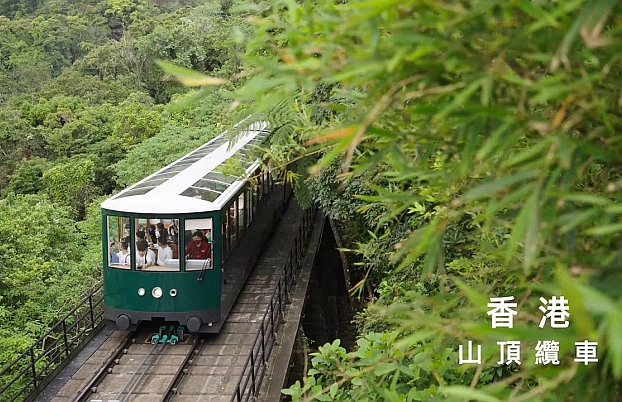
<box><xmin>3</xmin><ymin>0</ymin><xmax>622</xmax><ymax>401</ymax></box>
<box><xmin>0</xmin><ymin>0</ymin><xmax>255</xmax><ymax>373</ymax></box>
<box><xmin>225</xmin><ymin>0</ymin><xmax>622</xmax><ymax>400</ymax></box>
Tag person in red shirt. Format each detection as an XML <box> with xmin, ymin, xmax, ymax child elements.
<box><xmin>185</xmin><ymin>230</ymin><xmax>211</xmax><ymax>260</ymax></box>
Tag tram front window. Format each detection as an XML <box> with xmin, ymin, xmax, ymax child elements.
<box><xmin>133</xmin><ymin>217</ymin><xmax>180</xmax><ymax>271</ymax></box>
<box><xmin>107</xmin><ymin>215</ymin><xmax>130</xmax><ymax>270</ymax></box>
<box><xmin>184</xmin><ymin>218</ymin><xmax>213</xmax><ymax>271</ymax></box>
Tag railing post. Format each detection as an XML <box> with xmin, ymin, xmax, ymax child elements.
<box><xmin>89</xmin><ymin>295</ymin><xmax>95</xmax><ymax>331</ymax></box>
<box><xmin>62</xmin><ymin>321</ymin><xmax>69</xmax><ymax>358</ymax></box>
<box><xmin>278</xmin><ymin>281</ymin><xmax>283</xmax><ymax>314</ymax></box>
<box><xmin>270</xmin><ymin>298</ymin><xmax>275</xmax><ymax>335</ymax></box>
<box><xmin>30</xmin><ymin>348</ymin><xmax>37</xmax><ymax>388</ymax></box>
<box><xmin>289</xmin><ymin>251</ymin><xmax>294</xmax><ymax>287</ymax></box>
<box><xmin>250</xmin><ymin>352</ymin><xmax>256</xmax><ymax>394</ymax></box>
<box><xmin>261</xmin><ymin>324</ymin><xmax>266</xmax><ymax>363</ymax></box>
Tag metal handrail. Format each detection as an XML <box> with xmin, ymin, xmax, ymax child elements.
<box><xmin>231</xmin><ymin>204</ymin><xmax>317</xmax><ymax>402</ymax></box>
<box><xmin>0</xmin><ymin>282</ymin><xmax>105</xmax><ymax>402</ymax></box>
<box><xmin>0</xmin><ymin>205</ymin><xmax>316</xmax><ymax>402</ymax></box>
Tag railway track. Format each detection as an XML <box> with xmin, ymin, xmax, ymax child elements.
<box><xmin>41</xmin><ymin>200</ymin><xmax>315</xmax><ymax>402</ymax></box>
<box><xmin>77</xmin><ymin>328</ymin><xmax>202</xmax><ymax>402</ymax></box>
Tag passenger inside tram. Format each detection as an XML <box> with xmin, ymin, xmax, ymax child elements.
<box><xmin>185</xmin><ymin>230</ymin><xmax>211</xmax><ymax>260</ymax></box>
<box><xmin>156</xmin><ymin>236</ymin><xmax>172</xmax><ymax>266</ymax></box>
<box><xmin>168</xmin><ymin>220</ymin><xmax>179</xmax><ymax>244</ymax></box>
<box><xmin>109</xmin><ymin>242</ymin><xmax>119</xmax><ymax>264</ymax></box>
<box><xmin>107</xmin><ymin>216</ymin><xmax>183</xmax><ymax>270</ymax></box>
<box><xmin>202</xmin><ymin>229</ymin><xmax>212</xmax><ymax>243</ymax></box>
<box><xmin>135</xmin><ymin>240</ymin><xmax>155</xmax><ymax>270</ymax></box>
<box><xmin>117</xmin><ymin>241</ymin><xmax>130</xmax><ymax>265</ymax></box>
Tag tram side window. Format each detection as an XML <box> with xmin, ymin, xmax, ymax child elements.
<box><xmin>222</xmin><ymin>210</ymin><xmax>229</xmax><ymax>261</ymax></box>
<box><xmin>133</xmin><ymin>218</ymin><xmax>180</xmax><ymax>271</ymax></box>
<box><xmin>263</xmin><ymin>171</ymin><xmax>269</xmax><ymax>196</ymax></box>
<box><xmin>257</xmin><ymin>173</ymin><xmax>264</xmax><ymax>206</ymax></box>
<box><xmin>252</xmin><ymin>181</ymin><xmax>259</xmax><ymax>215</ymax></box>
<box><xmin>247</xmin><ymin>188</ymin><xmax>253</xmax><ymax>225</ymax></box>
<box><xmin>184</xmin><ymin>218</ymin><xmax>213</xmax><ymax>271</ymax></box>
<box><xmin>238</xmin><ymin>192</ymin><xmax>245</xmax><ymax>239</ymax></box>
<box><xmin>229</xmin><ymin>200</ymin><xmax>238</xmax><ymax>249</ymax></box>
<box><xmin>107</xmin><ymin>216</ymin><xmax>130</xmax><ymax>270</ymax></box>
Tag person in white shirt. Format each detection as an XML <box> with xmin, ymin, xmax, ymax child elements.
<box><xmin>135</xmin><ymin>240</ymin><xmax>155</xmax><ymax>269</ymax></box>
<box><xmin>156</xmin><ymin>237</ymin><xmax>173</xmax><ymax>266</ymax></box>
<box><xmin>117</xmin><ymin>241</ymin><xmax>131</xmax><ymax>265</ymax></box>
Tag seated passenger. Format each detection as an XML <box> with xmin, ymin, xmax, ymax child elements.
<box><xmin>156</xmin><ymin>223</ymin><xmax>167</xmax><ymax>243</ymax></box>
<box><xmin>135</xmin><ymin>239</ymin><xmax>155</xmax><ymax>269</ymax></box>
<box><xmin>185</xmin><ymin>230</ymin><xmax>211</xmax><ymax>260</ymax></box>
<box><xmin>109</xmin><ymin>242</ymin><xmax>119</xmax><ymax>264</ymax></box>
<box><xmin>147</xmin><ymin>224</ymin><xmax>157</xmax><ymax>244</ymax></box>
<box><xmin>156</xmin><ymin>237</ymin><xmax>172</xmax><ymax>266</ymax></box>
<box><xmin>202</xmin><ymin>229</ymin><xmax>212</xmax><ymax>243</ymax></box>
<box><xmin>117</xmin><ymin>241</ymin><xmax>130</xmax><ymax>265</ymax></box>
<box><xmin>168</xmin><ymin>220</ymin><xmax>179</xmax><ymax>244</ymax></box>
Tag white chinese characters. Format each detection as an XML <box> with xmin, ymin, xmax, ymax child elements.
<box><xmin>538</xmin><ymin>296</ymin><xmax>570</xmax><ymax>328</ymax></box>
<box><xmin>458</xmin><ymin>341</ymin><xmax>481</xmax><ymax>364</ymax></box>
<box><xmin>534</xmin><ymin>340</ymin><xmax>560</xmax><ymax>365</ymax></box>
<box><xmin>487</xmin><ymin>296</ymin><xmax>518</xmax><ymax>329</ymax></box>
<box><xmin>457</xmin><ymin>295</ymin><xmax>599</xmax><ymax>366</ymax></box>
<box><xmin>575</xmin><ymin>341</ymin><xmax>598</xmax><ymax>365</ymax></box>
<box><xmin>497</xmin><ymin>341</ymin><xmax>521</xmax><ymax>365</ymax></box>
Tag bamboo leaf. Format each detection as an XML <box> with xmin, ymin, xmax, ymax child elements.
<box><xmin>518</xmin><ymin>0</ymin><xmax>561</xmax><ymax>32</ymax></box>
<box><xmin>453</xmin><ymin>279</ymin><xmax>489</xmax><ymax>312</ymax></box>
<box><xmin>501</xmin><ymin>138</ymin><xmax>552</xmax><ymax>170</ymax></box>
<box><xmin>504</xmin><ymin>191</ymin><xmax>534</xmax><ymax>267</ymax></box>
<box><xmin>584</xmin><ymin>223</ymin><xmax>622</xmax><ymax>236</ymax></box>
<box><xmin>475</xmin><ymin>120</ymin><xmax>516</xmax><ymax>162</ymax></box>
<box><xmin>562</xmin><ymin>193</ymin><xmax>613</xmax><ymax>206</ymax></box>
<box><xmin>606</xmin><ymin>309</ymin><xmax>622</xmax><ymax>379</ymax></box>
<box><xmin>155</xmin><ymin>60</ymin><xmax>227</xmax><ymax>86</ymax></box>
<box><xmin>554</xmin><ymin>263</ymin><xmax>594</xmax><ymax>339</ymax></box>
<box><xmin>523</xmin><ymin>186</ymin><xmax>540</xmax><ymax>273</ymax></box>
<box><xmin>441</xmin><ymin>386</ymin><xmax>502</xmax><ymax>402</ymax></box>
<box><xmin>578</xmin><ymin>285</ymin><xmax>618</xmax><ymax>315</ymax></box>
<box><xmin>558</xmin><ymin>209</ymin><xmax>600</xmax><ymax>234</ymax></box>
<box><xmin>433</xmin><ymin>78</ymin><xmax>483</xmax><ymax>123</ymax></box>
<box><xmin>461</xmin><ymin>171</ymin><xmax>540</xmax><ymax>202</ymax></box>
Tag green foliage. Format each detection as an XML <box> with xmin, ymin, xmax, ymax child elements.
<box><xmin>284</xmin><ymin>334</ymin><xmax>479</xmax><ymax>401</ymax></box>
<box><xmin>225</xmin><ymin>0</ymin><xmax>622</xmax><ymax>399</ymax></box>
<box><xmin>6</xmin><ymin>157</ymin><xmax>52</xmax><ymax>195</ymax></box>
<box><xmin>0</xmin><ymin>194</ymin><xmax>83</xmax><ymax>315</ymax></box>
<box><xmin>42</xmin><ymin>158</ymin><xmax>96</xmax><ymax>219</ymax></box>
<box><xmin>111</xmin><ymin>92</ymin><xmax>163</xmax><ymax>144</ymax></box>
<box><xmin>104</xmin><ymin>0</ymin><xmax>157</xmax><ymax>27</ymax></box>
<box><xmin>0</xmin><ymin>0</ymin><xmax>259</xmax><ymax>392</ymax></box>
<box><xmin>112</xmin><ymin>88</ymin><xmax>236</xmax><ymax>186</ymax></box>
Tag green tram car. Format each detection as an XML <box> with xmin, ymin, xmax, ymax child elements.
<box><xmin>101</xmin><ymin>120</ymin><xmax>292</xmax><ymax>333</ymax></box>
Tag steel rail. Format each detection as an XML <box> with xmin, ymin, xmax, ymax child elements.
<box><xmin>74</xmin><ymin>330</ymin><xmax>135</xmax><ymax>402</ymax></box>
<box><xmin>160</xmin><ymin>336</ymin><xmax>203</xmax><ymax>401</ymax></box>
<box><xmin>113</xmin><ymin>340</ymin><xmax>164</xmax><ymax>402</ymax></box>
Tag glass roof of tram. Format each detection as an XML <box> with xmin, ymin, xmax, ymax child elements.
<box><xmin>115</xmin><ymin>129</ymin><xmax>270</xmax><ymax>202</ymax></box>
<box><xmin>179</xmin><ymin>131</ymin><xmax>269</xmax><ymax>203</ymax></box>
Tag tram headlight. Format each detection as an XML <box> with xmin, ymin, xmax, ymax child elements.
<box><xmin>138</xmin><ymin>288</ymin><xmax>145</xmax><ymax>296</ymax></box>
<box><xmin>152</xmin><ymin>287</ymin><xmax>163</xmax><ymax>299</ymax></box>
<box><xmin>170</xmin><ymin>289</ymin><xmax>177</xmax><ymax>297</ymax></box>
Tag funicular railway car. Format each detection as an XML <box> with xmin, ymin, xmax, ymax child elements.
<box><xmin>101</xmin><ymin>120</ymin><xmax>293</xmax><ymax>333</ymax></box>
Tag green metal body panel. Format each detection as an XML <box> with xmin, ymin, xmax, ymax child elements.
<box><xmin>101</xmin><ymin>209</ymin><xmax>222</xmax><ymax>315</ymax></box>
<box><xmin>104</xmin><ymin>269</ymin><xmax>220</xmax><ymax>313</ymax></box>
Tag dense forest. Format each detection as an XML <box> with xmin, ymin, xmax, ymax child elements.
<box><xmin>0</xmin><ymin>0</ymin><xmax>252</xmax><ymax>374</ymax></box>
<box><xmin>2</xmin><ymin>0</ymin><xmax>622</xmax><ymax>401</ymax></box>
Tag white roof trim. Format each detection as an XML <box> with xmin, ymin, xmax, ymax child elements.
<box><xmin>101</xmin><ymin>120</ymin><xmax>269</xmax><ymax>214</ymax></box>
